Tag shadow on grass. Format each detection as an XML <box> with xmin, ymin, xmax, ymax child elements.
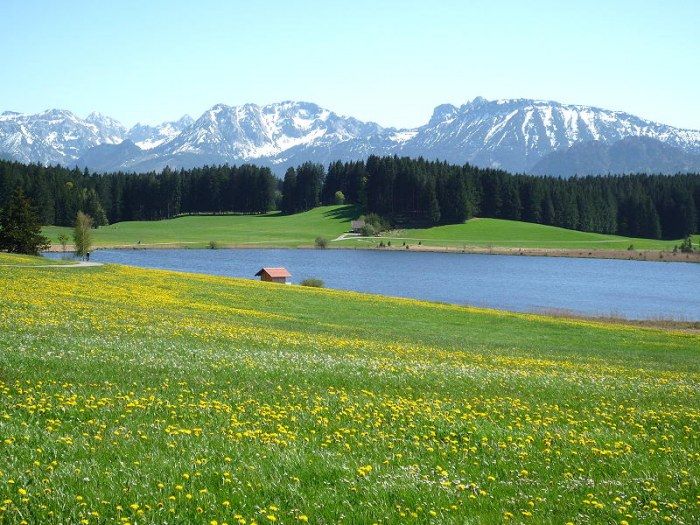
<box><xmin>254</xmin><ymin>211</ymin><xmax>284</xmax><ymax>219</ymax></box>
<box><xmin>254</xmin><ymin>205</ymin><xmax>360</xmax><ymax>223</ymax></box>
<box><xmin>322</xmin><ymin>205</ymin><xmax>360</xmax><ymax>222</ymax></box>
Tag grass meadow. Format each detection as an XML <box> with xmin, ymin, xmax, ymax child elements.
<box><xmin>0</xmin><ymin>258</ymin><xmax>698</xmax><ymax>523</ymax></box>
<box><xmin>42</xmin><ymin>206</ymin><xmax>358</xmax><ymax>249</ymax></box>
<box><xmin>339</xmin><ymin>218</ymin><xmax>696</xmax><ymax>251</ymax></box>
<box><xmin>42</xmin><ymin>205</ymin><xmax>696</xmax><ymax>252</ymax></box>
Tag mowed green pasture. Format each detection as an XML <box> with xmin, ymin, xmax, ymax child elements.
<box><xmin>0</xmin><ymin>257</ymin><xmax>698</xmax><ymax>523</ymax></box>
<box><xmin>43</xmin><ymin>206</ymin><xmax>695</xmax><ymax>251</ymax></box>
<box><xmin>42</xmin><ymin>205</ymin><xmax>358</xmax><ymax>248</ymax></box>
<box><xmin>340</xmin><ymin>218</ymin><xmax>697</xmax><ymax>251</ymax></box>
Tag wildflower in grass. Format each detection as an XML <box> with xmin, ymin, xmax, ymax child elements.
<box><xmin>0</xmin><ymin>264</ymin><xmax>698</xmax><ymax>524</ymax></box>
<box><xmin>357</xmin><ymin>465</ymin><xmax>373</xmax><ymax>476</ymax></box>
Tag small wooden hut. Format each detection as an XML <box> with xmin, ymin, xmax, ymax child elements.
<box><xmin>255</xmin><ymin>267</ymin><xmax>291</xmax><ymax>284</ymax></box>
<box><xmin>351</xmin><ymin>220</ymin><xmax>365</xmax><ymax>233</ymax></box>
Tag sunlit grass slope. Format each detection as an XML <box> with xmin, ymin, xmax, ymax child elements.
<box><xmin>342</xmin><ymin>218</ymin><xmax>695</xmax><ymax>251</ymax></box>
<box><xmin>0</xmin><ymin>262</ymin><xmax>698</xmax><ymax>523</ymax></box>
<box><xmin>44</xmin><ymin>208</ymin><xmax>696</xmax><ymax>251</ymax></box>
<box><xmin>43</xmin><ymin>205</ymin><xmax>357</xmax><ymax>248</ymax></box>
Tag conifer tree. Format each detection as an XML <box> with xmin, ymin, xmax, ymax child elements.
<box><xmin>280</xmin><ymin>167</ymin><xmax>297</xmax><ymax>214</ymax></box>
<box><xmin>0</xmin><ymin>187</ymin><xmax>50</xmax><ymax>255</ymax></box>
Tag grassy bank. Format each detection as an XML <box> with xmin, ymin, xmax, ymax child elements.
<box><xmin>0</xmin><ymin>258</ymin><xmax>698</xmax><ymax>523</ymax></box>
<box><xmin>0</xmin><ymin>252</ymin><xmax>75</xmax><ymax>266</ymax></box>
<box><xmin>42</xmin><ymin>206</ymin><xmax>357</xmax><ymax>249</ymax></box>
<box><xmin>338</xmin><ymin>217</ymin><xmax>696</xmax><ymax>251</ymax></box>
<box><xmin>42</xmin><ymin>206</ymin><xmax>696</xmax><ymax>254</ymax></box>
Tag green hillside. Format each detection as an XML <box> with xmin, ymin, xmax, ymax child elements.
<box><xmin>346</xmin><ymin>217</ymin><xmax>695</xmax><ymax>251</ymax></box>
<box><xmin>43</xmin><ymin>205</ymin><xmax>357</xmax><ymax>248</ymax></box>
<box><xmin>0</xmin><ymin>259</ymin><xmax>698</xmax><ymax>523</ymax></box>
<box><xmin>42</xmin><ymin>206</ymin><xmax>696</xmax><ymax>252</ymax></box>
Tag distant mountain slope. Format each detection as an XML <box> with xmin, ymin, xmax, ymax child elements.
<box><xmin>75</xmin><ymin>140</ymin><xmax>146</xmax><ymax>173</ymax></box>
<box><xmin>0</xmin><ymin>109</ymin><xmax>124</xmax><ymax>165</ymax></box>
<box><xmin>399</xmin><ymin>98</ymin><xmax>700</xmax><ymax>173</ymax></box>
<box><xmin>129</xmin><ymin>101</ymin><xmax>388</xmax><ymax>171</ymax></box>
<box><xmin>125</xmin><ymin>115</ymin><xmax>193</xmax><ymax>150</ymax></box>
<box><xmin>529</xmin><ymin>137</ymin><xmax>700</xmax><ymax>177</ymax></box>
<box><xmin>2</xmin><ymin>98</ymin><xmax>699</xmax><ymax>175</ymax></box>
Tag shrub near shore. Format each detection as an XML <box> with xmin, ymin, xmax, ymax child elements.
<box><xmin>0</xmin><ymin>263</ymin><xmax>698</xmax><ymax>523</ymax></box>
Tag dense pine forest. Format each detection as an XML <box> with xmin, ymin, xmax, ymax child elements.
<box><xmin>0</xmin><ymin>157</ymin><xmax>698</xmax><ymax>240</ymax></box>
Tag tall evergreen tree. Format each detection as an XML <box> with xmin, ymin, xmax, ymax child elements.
<box><xmin>294</xmin><ymin>162</ymin><xmax>324</xmax><ymax>212</ymax></box>
<box><xmin>0</xmin><ymin>187</ymin><xmax>50</xmax><ymax>255</ymax></box>
<box><xmin>500</xmin><ymin>179</ymin><xmax>522</xmax><ymax>220</ymax></box>
<box><xmin>280</xmin><ymin>167</ymin><xmax>297</xmax><ymax>214</ymax></box>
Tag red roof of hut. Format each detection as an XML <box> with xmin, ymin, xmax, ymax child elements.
<box><xmin>255</xmin><ymin>267</ymin><xmax>291</xmax><ymax>278</ymax></box>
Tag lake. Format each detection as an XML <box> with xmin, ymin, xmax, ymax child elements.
<box><xmin>46</xmin><ymin>248</ymin><xmax>700</xmax><ymax>320</ymax></box>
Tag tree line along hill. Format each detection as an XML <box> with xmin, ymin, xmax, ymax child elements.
<box><xmin>0</xmin><ymin>156</ymin><xmax>698</xmax><ymax>241</ymax></box>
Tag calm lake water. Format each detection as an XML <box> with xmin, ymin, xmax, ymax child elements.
<box><xmin>46</xmin><ymin>249</ymin><xmax>700</xmax><ymax>320</ymax></box>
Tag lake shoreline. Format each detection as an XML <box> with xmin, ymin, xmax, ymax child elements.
<box><xmin>39</xmin><ymin>251</ymin><xmax>700</xmax><ymax>330</ymax></box>
<box><xmin>354</xmin><ymin>242</ymin><xmax>700</xmax><ymax>263</ymax></box>
<box><xmin>46</xmin><ymin>241</ymin><xmax>700</xmax><ymax>263</ymax></box>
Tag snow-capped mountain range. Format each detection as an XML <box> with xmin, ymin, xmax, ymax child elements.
<box><xmin>1</xmin><ymin>98</ymin><xmax>699</xmax><ymax>176</ymax></box>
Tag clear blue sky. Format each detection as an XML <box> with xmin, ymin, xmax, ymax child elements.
<box><xmin>2</xmin><ymin>0</ymin><xmax>698</xmax><ymax>129</ymax></box>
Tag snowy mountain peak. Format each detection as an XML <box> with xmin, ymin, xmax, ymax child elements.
<box><xmin>429</xmin><ymin>104</ymin><xmax>458</xmax><ymax>125</ymax></box>
<box><xmin>86</xmin><ymin>111</ymin><xmax>110</xmax><ymax>121</ymax></box>
<box><xmin>86</xmin><ymin>111</ymin><xmax>123</xmax><ymax>126</ymax></box>
<box><xmin>84</xmin><ymin>112</ymin><xmax>127</xmax><ymax>143</ymax></box>
<box><xmin>466</xmin><ymin>96</ymin><xmax>488</xmax><ymax>108</ymax></box>
<box><xmin>40</xmin><ymin>108</ymin><xmax>75</xmax><ymax>118</ymax></box>
<box><xmin>126</xmin><ymin>115</ymin><xmax>194</xmax><ymax>150</ymax></box>
<box><xmin>175</xmin><ymin>114</ymin><xmax>194</xmax><ymax>127</ymax></box>
<box><xmin>0</xmin><ymin>108</ymin><xmax>126</xmax><ymax>165</ymax></box>
<box><xmin>406</xmin><ymin>98</ymin><xmax>700</xmax><ymax>172</ymax></box>
<box><xmin>2</xmin><ymin>98</ymin><xmax>699</xmax><ymax>176</ymax></box>
<box><xmin>159</xmin><ymin>101</ymin><xmax>385</xmax><ymax>163</ymax></box>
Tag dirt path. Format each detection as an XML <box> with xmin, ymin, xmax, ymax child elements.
<box><xmin>332</xmin><ymin>233</ymin><xmax>361</xmax><ymax>242</ymax></box>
